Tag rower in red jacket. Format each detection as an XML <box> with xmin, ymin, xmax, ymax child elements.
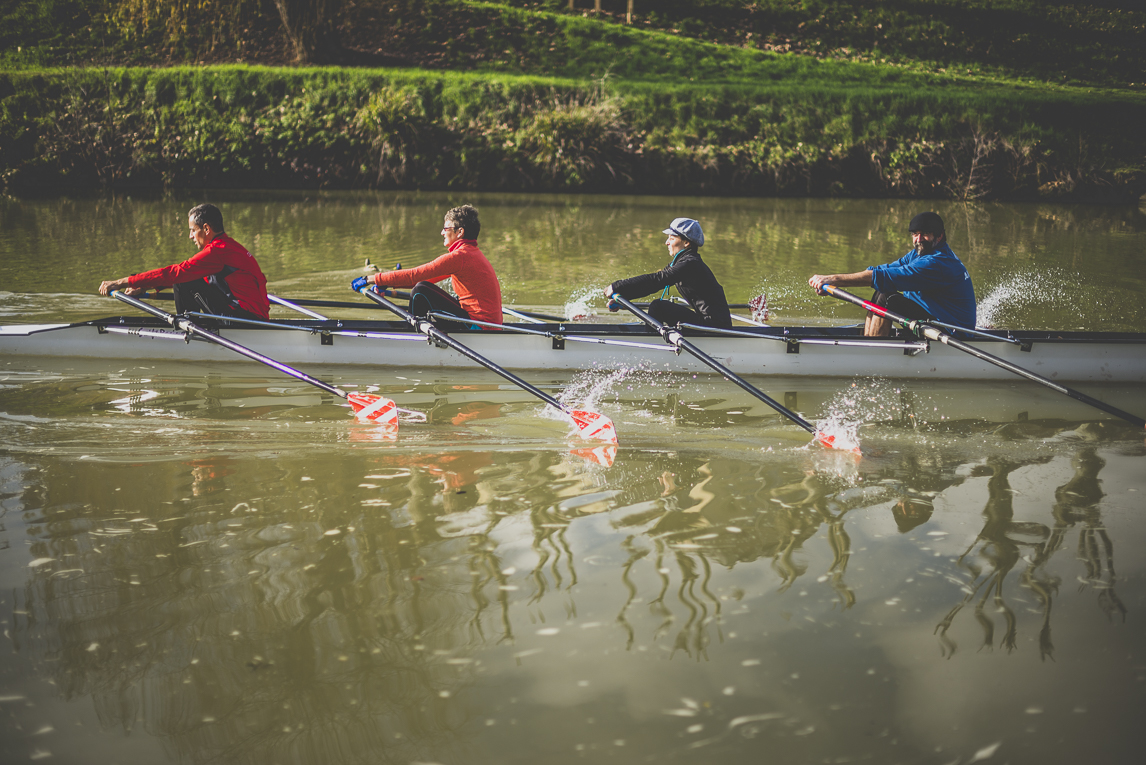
<box><xmin>98</xmin><ymin>203</ymin><xmax>269</xmax><ymax>320</ymax></box>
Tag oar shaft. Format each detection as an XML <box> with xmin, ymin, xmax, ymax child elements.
<box><xmin>358</xmin><ymin>288</ymin><xmax>569</xmax><ymax>413</ymax></box>
<box><xmin>157</xmin><ymin>289</ymin><xmax>574</xmax><ymax>324</ymax></box>
<box><xmin>112</xmin><ymin>291</ymin><xmax>349</xmax><ymax>400</ymax></box>
<box><xmin>269</xmin><ymin>294</ymin><xmax>328</xmax><ymax>320</ymax></box>
<box><xmin>823</xmin><ymin>285</ymin><xmax>1146</xmax><ymax>429</ymax></box>
<box><xmin>935</xmin><ymin>329</ymin><xmax>1145</xmax><ymax>427</ymax></box>
<box><xmin>611</xmin><ymin>295</ymin><xmax>816</xmax><ymax>434</ymax></box>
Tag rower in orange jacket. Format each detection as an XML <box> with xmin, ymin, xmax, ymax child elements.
<box><xmin>352</xmin><ymin>204</ymin><xmax>502</xmax><ymax>329</ymax></box>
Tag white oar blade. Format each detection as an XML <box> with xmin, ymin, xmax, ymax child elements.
<box><xmin>569</xmin><ymin>410</ymin><xmax>618</xmax><ymax>444</ymax></box>
<box><xmin>347</xmin><ymin>393</ymin><xmax>399</xmax><ymax>431</ymax></box>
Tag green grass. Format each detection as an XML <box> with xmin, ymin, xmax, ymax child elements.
<box><xmin>490</xmin><ymin>0</ymin><xmax>1146</xmax><ymax>88</ymax></box>
<box><xmin>3</xmin><ymin>65</ymin><xmax>1142</xmax><ymax>199</ymax></box>
<box><xmin>1</xmin><ymin>2</ymin><xmax>1144</xmax><ymax>199</ymax></box>
<box><xmin>4</xmin><ymin>1</ymin><xmax>1146</xmax><ymax>89</ymax></box>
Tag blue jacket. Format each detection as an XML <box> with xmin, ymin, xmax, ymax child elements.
<box><xmin>869</xmin><ymin>242</ymin><xmax>976</xmax><ymax>328</ymax></box>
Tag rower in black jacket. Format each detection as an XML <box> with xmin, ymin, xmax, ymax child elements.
<box><xmin>605</xmin><ymin>217</ymin><xmax>732</xmax><ymax>329</ymax></box>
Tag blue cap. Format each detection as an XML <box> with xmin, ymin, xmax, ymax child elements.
<box><xmin>663</xmin><ymin>217</ymin><xmax>704</xmax><ymax>248</ymax></box>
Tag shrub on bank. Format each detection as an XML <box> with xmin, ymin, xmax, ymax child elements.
<box><xmin>2</xmin><ymin>66</ymin><xmax>1144</xmax><ymax>201</ymax></box>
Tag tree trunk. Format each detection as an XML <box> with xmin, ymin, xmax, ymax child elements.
<box><xmin>627</xmin><ymin>0</ymin><xmax>634</xmax><ymax>23</ymax></box>
<box><xmin>273</xmin><ymin>0</ymin><xmax>343</xmax><ymax>64</ymax></box>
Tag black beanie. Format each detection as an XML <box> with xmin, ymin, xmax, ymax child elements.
<box><xmin>909</xmin><ymin>211</ymin><xmax>944</xmax><ymax>234</ymax></box>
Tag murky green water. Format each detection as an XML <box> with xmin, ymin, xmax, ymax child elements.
<box><xmin>1</xmin><ymin>192</ymin><xmax>1145</xmax><ymax>765</ymax></box>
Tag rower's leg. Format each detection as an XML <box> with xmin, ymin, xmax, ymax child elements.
<box><xmin>410</xmin><ymin>281</ymin><xmax>472</xmax><ymax>331</ymax></box>
<box><xmin>175</xmin><ymin>280</ymin><xmax>232</xmax><ymax>315</ymax></box>
<box><xmin>865</xmin><ymin>311</ymin><xmax>892</xmax><ymax>337</ymax></box>
<box><xmin>174</xmin><ymin>281</ymin><xmax>261</xmax><ymax>322</ymax></box>
<box><xmin>648</xmin><ymin>299</ymin><xmax>700</xmax><ymax>326</ymax></box>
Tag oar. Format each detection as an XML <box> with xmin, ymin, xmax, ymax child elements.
<box><xmin>355</xmin><ymin>285</ymin><xmax>618</xmax><ymax>444</ymax></box>
<box><xmin>609</xmin><ymin>294</ymin><xmax>854</xmax><ymax>451</ymax></box>
<box><xmin>503</xmin><ymin>306</ymin><xmax>568</xmax><ymax>322</ymax></box>
<box><xmin>152</xmin><ymin>290</ymin><xmax>576</xmax><ymax>323</ymax></box>
<box><xmin>821</xmin><ymin>285</ymin><xmax>1146</xmax><ymax>430</ymax></box>
<box><xmin>638</xmin><ymin>299</ymin><xmax>761</xmax><ymax>310</ymax></box>
<box><xmin>109</xmin><ymin>291</ymin><xmax>399</xmax><ymax>429</ymax></box>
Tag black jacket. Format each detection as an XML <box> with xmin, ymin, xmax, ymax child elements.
<box><xmin>609</xmin><ymin>247</ymin><xmax>732</xmax><ymax>328</ymax></box>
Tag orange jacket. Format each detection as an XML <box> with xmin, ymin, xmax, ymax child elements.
<box><xmin>372</xmin><ymin>240</ymin><xmax>503</xmax><ymax>325</ymax></box>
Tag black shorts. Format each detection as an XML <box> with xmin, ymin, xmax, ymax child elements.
<box><xmin>872</xmin><ymin>291</ymin><xmax>933</xmax><ymax>322</ymax></box>
<box><xmin>409</xmin><ymin>281</ymin><xmax>473</xmax><ymax>331</ymax></box>
<box><xmin>174</xmin><ymin>280</ymin><xmax>262</xmax><ymax>322</ymax></box>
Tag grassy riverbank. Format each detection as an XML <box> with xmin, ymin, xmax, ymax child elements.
<box><xmin>2</xmin><ymin>1</ymin><xmax>1145</xmax><ymax>200</ymax></box>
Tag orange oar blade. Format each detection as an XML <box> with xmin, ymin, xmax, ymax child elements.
<box><xmin>813</xmin><ymin>430</ymin><xmax>861</xmax><ymax>455</ymax></box>
<box><xmin>569</xmin><ymin>410</ymin><xmax>619</xmax><ymax>444</ymax></box>
<box><xmin>347</xmin><ymin>393</ymin><xmax>399</xmax><ymax>431</ymax></box>
<box><xmin>570</xmin><ymin>444</ymin><xmax>618</xmax><ymax>467</ymax></box>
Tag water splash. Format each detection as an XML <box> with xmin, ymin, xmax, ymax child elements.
<box><xmin>976</xmin><ymin>269</ymin><xmax>1070</xmax><ymax>328</ymax></box>
<box><xmin>750</xmin><ymin>278</ymin><xmax>817</xmax><ymax>322</ymax></box>
<box><xmin>814</xmin><ymin>378</ymin><xmax>906</xmax><ymax>453</ymax></box>
<box><xmin>556</xmin><ymin>365</ymin><xmax>638</xmax><ymax>415</ymax></box>
<box><xmin>531</xmin><ymin>365</ymin><xmax>650</xmax><ymax>440</ymax></box>
<box><xmin>813</xmin><ymin>422</ymin><xmax>862</xmax><ymax>455</ymax></box>
<box><xmin>564</xmin><ymin>285</ymin><xmax>604</xmax><ymax>321</ymax></box>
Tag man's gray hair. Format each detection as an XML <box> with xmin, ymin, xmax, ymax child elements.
<box><xmin>189</xmin><ymin>203</ymin><xmax>225</xmax><ymax>232</ymax></box>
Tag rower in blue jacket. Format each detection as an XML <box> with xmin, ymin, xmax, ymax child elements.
<box><xmin>808</xmin><ymin>211</ymin><xmax>976</xmax><ymax>336</ymax></box>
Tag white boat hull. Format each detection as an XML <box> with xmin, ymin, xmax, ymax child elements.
<box><xmin>3</xmin><ymin>319</ymin><xmax>1146</xmax><ymax>383</ymax></box>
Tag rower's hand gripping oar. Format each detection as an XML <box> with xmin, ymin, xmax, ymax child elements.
<box><xmin>109</xmin><ymin>291</ymin><xmax>399</xmax><ymax>429</ymax></box>
<box><xmin>820</xmin><ymin>285</ymin><xmax>1146</xmax><ymax>430</ymax></box>
<box><xmin>609</xmin><ymin>293</ymin><xmax>855</xmax><ymax>452</ymax></box>
<box><xmin>354</xmin><ymin>284</ymin><xmax>618</xmax><ymax>444</ymax></box>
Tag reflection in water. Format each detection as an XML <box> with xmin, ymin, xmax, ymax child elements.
<box><xmin>3</xmin><ymin>365</ymin><xmax>1145</xmax><ymax>764</ymax></box>
<box><xmin>935</xmin><ymin>447</ymin><xmax>1124</xmax><ymax>661</ymax></box>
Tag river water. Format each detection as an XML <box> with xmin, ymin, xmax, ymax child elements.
<box><xmin>1</xmin><ymin>192</ymin><xmax>1144</xmax><ymax>765</ymax></box>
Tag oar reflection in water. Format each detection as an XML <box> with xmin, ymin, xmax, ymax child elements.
<box><xmin>606</xmin><ymin>458</ymin><xmax>912</xmax><ymax>649</ymax></box>
<box><xmin>934</xmin><ymin>448</ymin><xmax>1123</xmax><ymax>661</ymax></box>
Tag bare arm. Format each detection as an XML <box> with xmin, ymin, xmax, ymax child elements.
<box><xmin>808</xmin><ymin>269</ymin><xmax>873</xmax><ymax>294</ymax></box>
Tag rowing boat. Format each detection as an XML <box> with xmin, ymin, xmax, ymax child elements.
<box><xmin>4</xmin><ymin>314</ymin><xmax>1145</xmax><ymax>383</ymax></box>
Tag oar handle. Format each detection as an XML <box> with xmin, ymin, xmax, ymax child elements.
<box><xmin>822</xmin><ymin>284</ymin><xmax>892</xmax><ymax>318</ymax></box>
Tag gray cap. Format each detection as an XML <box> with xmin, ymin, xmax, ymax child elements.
<box><xmin>663</xmin><ymin>217</ymin><xmax>704</xmax><ymax>247</ymax></box>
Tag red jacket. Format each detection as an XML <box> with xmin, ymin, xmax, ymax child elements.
<box><xmin>372</xmin><ymin>239</ymin><xmax>503</xmax><ymax>325</ymax></box>
<box><xmin>126</xmin><ymin>234</ymin><xmax>269</xmax><ymax>319</ymax></box>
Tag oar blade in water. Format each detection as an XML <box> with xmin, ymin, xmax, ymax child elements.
<box><xmin>813</xmin><ymin>429</ymin><xmax>861</xmax><ymax>455</ymax></box>
<box><xmin>749</xmin><ymin>293</ymin><xmax>768</xmax><ymax>323</ymax></box>
<box><xmin>569</xmin><ymin>410</ymin><xmax>619</xmax><ymax>444</ymax></box>
<box><xmin>570</xmin><ymin>444</ymin><xmax>618</xmax><ymax>467</ymax></box>
<box><xmin>347</xmin><ymin>393</ymin><xmax>399</xmax><ymax>430</ymax></box>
